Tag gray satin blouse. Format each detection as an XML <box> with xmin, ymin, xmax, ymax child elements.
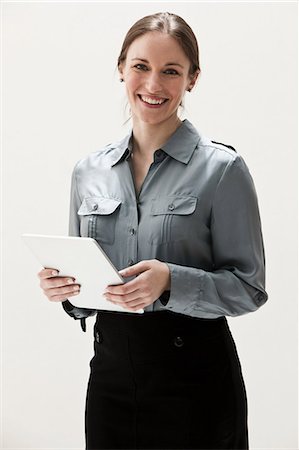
<box><xmin>63</xmin><ymin>118</ymin><xmax>268</xmax><ymax>324</ymax></box>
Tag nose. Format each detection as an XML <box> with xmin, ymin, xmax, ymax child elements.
<box><xmin>145</xmin><ymin>71</ymin><xmax>163</xmax><ymax>94</ymax></box>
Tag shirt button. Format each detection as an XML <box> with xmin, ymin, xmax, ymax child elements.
<box><xmin>174</xmin><ymin>336</ymin><xmax>184</xmax><ymax>348</ymax></box>
<box><xmin>92</xmin><ymin>204</ymin><xmax>98</xmax><ymax>211</ymax></box>
<box><xmin>129</xmin><ymin>228</ymin><xmax>136</xmax><ymax>235</ymax></box>
<box><xmin>128</xmin><ymin>259</ymin><xmax>134</xmax><ymax>266</ymax></box>
<box><xmin>168</xmin><ymin>203</ymin><xmax>175</xmax><ymax>211</ymax></box>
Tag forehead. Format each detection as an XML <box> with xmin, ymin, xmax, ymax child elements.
<box><xmin>126</xmin><ymin>31</ymin><xmax>189</xmax><ymax>65</ymax></box>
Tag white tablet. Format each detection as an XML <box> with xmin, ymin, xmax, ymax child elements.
<box><xmin>22</xmin><ymin>234</ymin><xmax>144</xmax><ymax>314</ymax></box>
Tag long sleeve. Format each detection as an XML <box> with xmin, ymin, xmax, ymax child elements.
<box><xmin>163</xmin><ymin>154</ymin><xmax>268</xmax><ymax>318</ymax></box>
<box><xmin>61</xmin><ymin>164</ymin><xmax>97</xmax><ymax>325</ymax></box>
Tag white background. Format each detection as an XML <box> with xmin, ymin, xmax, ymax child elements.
<box><xmin>1</xmin><ymin>1</ymin><xmax>298</xmax><ymax>449</ymax></box>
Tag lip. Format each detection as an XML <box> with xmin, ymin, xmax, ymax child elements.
<box><xmin>137</xmin><ymin>94</ymin><xmax>169</xmax><ymax>108</ymax></box>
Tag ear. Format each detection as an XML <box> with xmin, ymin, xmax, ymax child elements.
<box><xmin>188</xmin><ymin>69</ymin><xmax>201</xmax><ymax>91</ymax></box>
<box><xmin>118</xmin><ymin>63</ymin><xmax>124</xmax><ymax>79</ymax></box>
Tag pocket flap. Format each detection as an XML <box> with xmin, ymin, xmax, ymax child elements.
<box><xmin>78</xmin><ymin>197</ymin><xmax>121</xmax><ymax>215</ymax></box>
<box><xmin>151</xmin><ymin>196</ymin><xmax>197</xmax><ymax>215</ymax></box>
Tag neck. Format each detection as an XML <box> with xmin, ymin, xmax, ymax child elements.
<box><xmin>131</xmin><ymin>115</ymin><xmax>183</xmax><ymax>159</ymax></box>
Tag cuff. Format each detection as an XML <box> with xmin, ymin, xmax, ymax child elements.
<box><xmin>163</xmin><ymin>263</ymin><xmax>205</xmax><ymax>314</ymax></box>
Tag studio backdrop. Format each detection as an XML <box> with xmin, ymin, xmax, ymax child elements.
<box><xmin>2</xmin><ymin>1</ymin><xmax>298</xmax><ymax>449</ymax></box>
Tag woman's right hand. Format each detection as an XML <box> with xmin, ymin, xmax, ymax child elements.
<box><xmin>38</xmin><ymin>268</ymin><xmax>81</xmax><ymax>302</ymax></box>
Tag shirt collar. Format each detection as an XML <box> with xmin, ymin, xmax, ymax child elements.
<box><xmin>110</xmin><ymin>133</ymin><xmax>133</xmax><ymax>167</ymax></box>
<box><xmin>162</xmin><ymin>119</ymin><xmax>202</xmax><ymax>164</ymax></box>
<box><xmin>110</xmin><ymin>119</ymin><xmax>202</xmax><ymax>167</ymax></box>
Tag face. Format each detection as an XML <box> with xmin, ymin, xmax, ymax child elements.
<box><xmin>119</xmin><ymin>31</ymin><xmax>199</xmax><ymax>126</ymax></box>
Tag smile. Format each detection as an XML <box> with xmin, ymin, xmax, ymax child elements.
<box><xmin>138</xmin><ymin>94</ymin><xmax>169</xmax><ymax>106</ymax></box>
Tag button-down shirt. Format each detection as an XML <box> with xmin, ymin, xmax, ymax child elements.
<box><xmin>63</xmin><ymin>119</ymin><xmax>268</xmax><ymax>322</ymax></box>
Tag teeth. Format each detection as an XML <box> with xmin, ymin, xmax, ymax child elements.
<box><xmin>140</xmin><ymin>95</ymin><xmax>166</xmax><ymax>105</ymax></box>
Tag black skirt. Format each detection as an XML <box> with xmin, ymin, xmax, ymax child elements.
<box><xmin>85</xmin><ymin>310</ymin><xmax>248</xmax><ymax>450</ymax></box>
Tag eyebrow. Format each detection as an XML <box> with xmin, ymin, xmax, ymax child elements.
<box><xmin>131</xmin><ymin>58</ymin><xmax>184</xmax><ymax>68</ymax></box>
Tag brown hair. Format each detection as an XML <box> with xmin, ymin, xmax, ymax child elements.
<box><xmin>117</xmin><ymin>12</ymin><xmax>200</xmax><ymax>77</ymax></box>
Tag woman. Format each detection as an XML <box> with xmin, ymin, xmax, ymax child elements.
<box><xmin>38</xmin><ymin>12</ymin><xmax>268</xmax><ymax>450</ymax></box>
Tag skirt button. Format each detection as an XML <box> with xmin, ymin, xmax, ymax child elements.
<box><xmin>174</xmin><ymin>336</ymin><xmax>184</xmax><ymax>348</ymax></box>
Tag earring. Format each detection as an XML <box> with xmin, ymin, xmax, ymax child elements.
<box><xmin>120</xmin><ymin>78</ymin><xmax>124</xmax><ymax>82</ymax></box>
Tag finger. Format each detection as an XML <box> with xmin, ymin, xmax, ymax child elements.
<box><xmin>112</xmin><ymin>299</ymin><xmax>147</xmax><ymax>311</ymax></box>
<box><xmin>123</xmin><ymin>298</ymin><xmax>149</xmax><ymax>309</ymax></box>
<box><xmin>48</xmin><ymin>289</ymin><xmax>80</xmax><ymax>303</ymax></box>
<box><xmin>104</xmin><ymin>281</ymin><xmax>141</xmax><ymax>296</ymax></box>
<box><xmin>38</xmin><ymin>268</ymin><xmax>59</xmax><ymax>279</ymax></box>
<box><xmin>119</xmin><ymin>260</ymin><xmax>152</xmax><ymax>278</ymax></box>
<box><xmin>108</xmin><ymin>295</ymin><xmax>146</xmax><ymax>308</ymax></box>
<box><xmin>123</xmin><ymin>303</ymin><xmax>147</xmax><ymax>312</ymax></box>
<box><xmin>104</xmin><ymin>289</ymin><xmax>141</xmax><ymax>303</ymax></box>
<box><xmin>41</xmin><ymin>277</ymin><xmax>77</xmax><ymax>290</ymax></box>
<box><xmin>128</xmin><ymin>303</ymin><xmax>147</xmax><ymax>311</ymax></box>
<box><xmin>45</xmin><ymin>284</ymin><xmax>80</xmax><ymax>298</ymax></box>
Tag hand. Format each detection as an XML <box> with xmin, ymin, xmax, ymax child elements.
<box><xmin>103</xmin><ymin>259</ymin><xmax>170</xmax><ymax>311</ymax></box>
<box><xmin>38</xmin><ymin>268</ymin><xmax>81</xmax><ymax>302</ymax></box>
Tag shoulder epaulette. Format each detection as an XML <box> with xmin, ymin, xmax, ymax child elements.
<box><xmin>211</xmin><ymin>140</ymin><xmax>236</xmax><ymax>152</ymax></box>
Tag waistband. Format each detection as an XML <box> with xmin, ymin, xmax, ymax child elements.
<box><xmin>95</xmin><ymin>309</ymin><xmax>227</xmax><ymax>337</ymax></box>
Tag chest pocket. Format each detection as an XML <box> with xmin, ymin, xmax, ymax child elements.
<box><xmin>149</xmin><ymin>195</ymin><xmax>197</xmax><ymax>244</ymax></box>
<box><xmin>78</xmin><ymin>196</ymin><xmax>121</xmax><ymax>245</ymax></box>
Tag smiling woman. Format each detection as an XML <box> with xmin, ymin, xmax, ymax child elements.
<box><xmin>37</xmin><ymin>11</ymin><xmax>268</xmax><ymax>450</ymax></box>
<box><xmin>118</xmin><ymin>30</ymin><xmax>199</xmax><ymax>127</ymax></box>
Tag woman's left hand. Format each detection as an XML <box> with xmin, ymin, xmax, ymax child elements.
<box><xmin>103</xmin><ymin>259</ymin><xmax>170</xmax><ymax>311</ymax></box>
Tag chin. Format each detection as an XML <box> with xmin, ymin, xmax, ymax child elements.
<box><xmin>133</xmin><ymin>111</ymin><xmax>177</xmax><ymax>126</ymax></box>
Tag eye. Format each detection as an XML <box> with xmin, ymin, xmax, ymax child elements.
<box><xmin>164</xmin><ymin>69</ymin><xmax>179</xmax><ymax>75</ymax></box>
<box><xmin>133</xmin><ymin>64</ymin><xmax>148</xmax><ymax>71</ymax></box>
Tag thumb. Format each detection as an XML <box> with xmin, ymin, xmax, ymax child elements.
<box><xmin>119</xmin><ymin>260</ymin><xmax>150</xmax><ymax>277</ymax></box>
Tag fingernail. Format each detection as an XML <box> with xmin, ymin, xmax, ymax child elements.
<box><xmin>52</xmin><ymin>270</ymin><xmax>58</xmax><ymax>276</ymax></box>
<box><xmin>67</xmin><ymin>278</ymin><xmax>73</xmax><ymax>284</ymax></box>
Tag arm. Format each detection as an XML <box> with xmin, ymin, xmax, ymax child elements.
<box><xmin>163</xmin><ymin>154</ymin><xmax>268</xmax><ymax>318</ymax></box>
